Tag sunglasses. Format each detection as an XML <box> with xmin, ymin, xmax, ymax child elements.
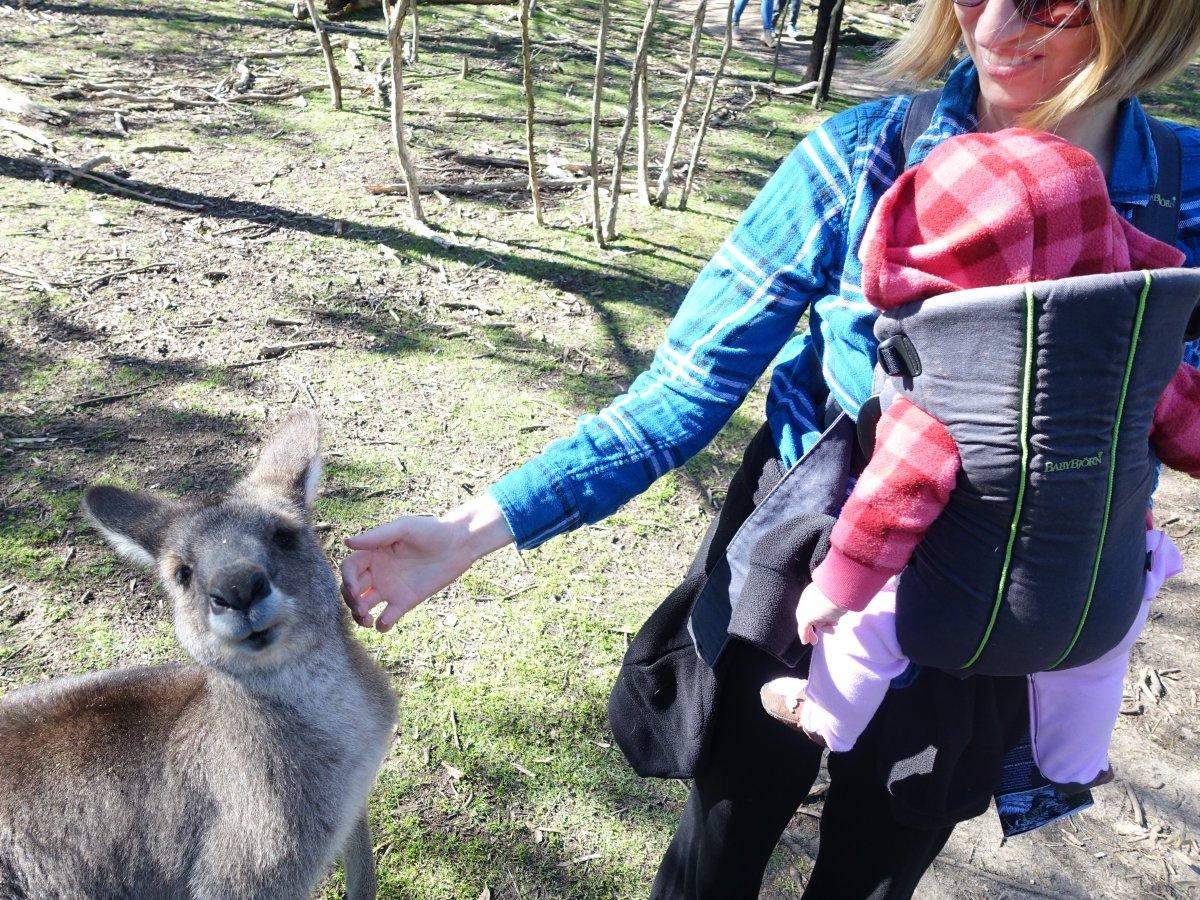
<box><xmin>952</xmin><ymin>0</ymin><xmax>1093</xmax><ymax>29</ymax></box>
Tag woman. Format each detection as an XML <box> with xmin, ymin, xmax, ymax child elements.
<box><xmin>341</xmin><ymin>1</ymin><xmax>1200</xmax><ymax>896</ymax></box>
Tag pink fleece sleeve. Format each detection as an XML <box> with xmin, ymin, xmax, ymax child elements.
<box><xmin>1151</xmin><ymin>362</ymin><xmax>1200</xmax><ymax>478</ymax></box>
<box><xmin>811</xmin><ymin>397</ymin><xmax>961</xmax><ymax>612</ymax></box>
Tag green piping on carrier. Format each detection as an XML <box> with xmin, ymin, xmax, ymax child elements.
<box><xmin>1051</xmin><ymin>269</ymin><xmax>1152</xmax><ymax>670</ymax></box>
<box><xmin>962</xmin><ymin>283</ymin><xmax>1036</xmax><ymax>669</ymax></box>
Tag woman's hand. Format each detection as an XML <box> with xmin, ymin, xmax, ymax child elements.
<box><xmin>795</xmin><ymin>581</ymin><xmax>847</xmax><ymax>646</ymax></box>
<box><xmin>339</xmin><ymin>493</ymin><xmax>514</xmax><ymax>632</ymax></box>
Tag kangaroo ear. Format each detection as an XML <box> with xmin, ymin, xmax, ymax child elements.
<box><xmin>244</xmin><ymin>407</ymin><xmax>322</xmax><ymax>511</ymax></box>
<box><xmin>82</xmin><ymin>485</ymin><xmax>184</xmax><ymax>567</ymax></box>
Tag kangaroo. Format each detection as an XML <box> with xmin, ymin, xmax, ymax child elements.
<box><xmin>0</xmin><ymin>408</ymin><xmax>397</xmax><ymax>899</ymax></box>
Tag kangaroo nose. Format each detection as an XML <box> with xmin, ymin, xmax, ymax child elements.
<box><xmin>209</xmin><ymin>567</ymin><xmax>272</xmax><ymax>613</ymax></box>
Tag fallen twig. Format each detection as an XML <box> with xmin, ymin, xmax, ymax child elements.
<box><xmin>241</xmin><ymin>41</ymin><xmax>347</xmax><ymax>59</ymax></box>
<box><xmin>45</xmin><ymin>159</ymin><xmax>205</xmax><ymax>212</ymax></box>
<box><xmin>85</xmin><ymin>262</ymin><xmax>174</xmax><ymax>291</ymax></box>
<box><xmin>72</xmin><ymin>388</ymin><xmax>148</xmax><ymax>409</ymax></box>
<box><xmin>130</xmin><ymin>144</ymin><xmax>192</xmax><ymax>154</ymax></box>
<box><xmin>0</xmin><ymin>84</ymin><xmax>66</xmax><ymax>125</ymax></box>
<box><xmin>0</xmin><ymin>117</ymin><xmax>53</xmax><ymax>148</ymax></box>
<box><xmin>258</xmin><ymin>339</ymin><xmax>337</xmax><ymax>359</ymax></box>
<box><xmin>365</xmin><ymin>176</ymin><xmax>633</xmax><ymax>196</ymax></box>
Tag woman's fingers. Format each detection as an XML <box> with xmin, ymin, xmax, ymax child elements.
<box><xmin>374</xmin><ymin>593</ymin><xmax>415</xmax><ymax>633</ymax></box>
<box><xmin>339</xmin><ymin>553</ymin><xmax>385</xmax><ymax>627</ymax></box>
<box><xmin>345</xmin><ymin>517</ymin><xmax>412</xmax><ymax>551</ymax></box>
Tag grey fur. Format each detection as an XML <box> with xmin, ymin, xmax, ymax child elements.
<box><xmin>0</xmin><ymin>408</ymin><xmax>397</xmax><ymax>899</ymax></box>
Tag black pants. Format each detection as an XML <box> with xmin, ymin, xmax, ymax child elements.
<box><xmin>649</xmin><ymin>637</ymin><xmax>955</xmax><ymax>899</ymax></box>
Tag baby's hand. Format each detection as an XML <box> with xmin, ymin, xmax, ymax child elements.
<box><xmin>795</xmin><ymin>581</ymin><xmax>847</xmax><ymax>646</ymax></box>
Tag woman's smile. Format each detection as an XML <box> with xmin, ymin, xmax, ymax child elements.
<box><xmin>975</xmin><ymin>44</ymin><xmax>1043</xmax><ymax>79</ymax></box>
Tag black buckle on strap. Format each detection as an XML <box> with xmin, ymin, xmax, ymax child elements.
<box><xmin>877</xmin><ymin>334</ymin><xmax>922</xmax><ymax>378</ymax></box>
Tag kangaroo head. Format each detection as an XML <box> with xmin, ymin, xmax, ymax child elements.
<box><xmin>82</xmin><ymin>408</ymin><xmax>341</xmax><ymax>676</ymax></box>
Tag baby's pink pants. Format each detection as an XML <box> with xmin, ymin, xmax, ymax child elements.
<box><xmin>799</xmin><ymin>530</ymin><xmax>1183</xmax><ymax>786</ymax></box>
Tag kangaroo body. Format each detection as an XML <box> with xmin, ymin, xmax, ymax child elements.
<box><xmin>0</xmin><ymin>409</ymin><xmax>397</xmax><ymax>898</ymax></box>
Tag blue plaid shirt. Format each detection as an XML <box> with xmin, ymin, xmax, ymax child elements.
<box><xmin>492</xmin><ymin>58</ymin><xmax>1200</xmax><ymax>550</ymax></box>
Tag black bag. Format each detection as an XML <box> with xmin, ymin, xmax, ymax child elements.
<box><xmin>607</xmin><ymin>412</ymin><xmax>852</xmax><ymax>778</ymax></box>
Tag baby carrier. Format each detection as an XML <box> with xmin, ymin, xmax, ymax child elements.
<box><xmin>874</xmin><ymin>267</ymin><xmax>1200</xmax><ymax>674</ymax></box>
<box><xmin>865</xmin><ymin>97</ymin><xmax>1200</xmax><ymax>675</ymax></box>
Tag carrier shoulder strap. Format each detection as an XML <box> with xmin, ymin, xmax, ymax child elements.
<box><xmin>899</xmin><ymin>89</ymin><xmax>942</xmax><ymax>163</ymax></box>
<box><xmin>1136</xmin><ymin>115</ymin><xmax>1182</xmax><ymax>246</ymax></box>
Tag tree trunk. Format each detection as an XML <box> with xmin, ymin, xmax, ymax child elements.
<box><xmin>812</xmin><ymin>0</ymin><xmax>845</xmax><ymax>106</ymax></box>
<box><xmin>803</xmin><ymin>0</ymin><xmax>838</xmax><ymax>84</ymax></box>
<box><xmin>519</xmin><ymin>0</ymin><xmax>544</xmax><ymax>223</ymax></box>
<box><xmin>303</xmin><ymin>0</ymin><xmax>342</xmax><ymax>109</ymax></box>
<box><xmin>679</xmin><ymin>0</ymin><xmax>733</xmax><ymax>211</ymax></box>
<box><xmin>384</xmin><ymin>0</ymin><xmax>425</xmax><ymax>222</ymax></box>
<box><xmin>635</xmin><ymin>62</ymin><xmax>651</xmax><ymax>205</ymax></box>
<box><xmin>603</xmin><ymin>0</ymin><xmax>661</xmax><ymax>241</ymax></box>
<box><xmin>652</xmin><ymin>0</ymin><xmax>705</xmax><ymax>208</ymax></box>
<box><xmin>589</xmin><ymin>0</ymin><xmax>611</xmax><ymax>247</ymax></box>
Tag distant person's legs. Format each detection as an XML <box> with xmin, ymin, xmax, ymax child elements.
<box><xmin>787</xmin><ymin>0</ymin><xmax>802</xmax><ymax>38</ymax></box>
<box><xmin>759</xmin><ymin>0</ymin><xmax>777</xmax><ymax>45</ymax></box>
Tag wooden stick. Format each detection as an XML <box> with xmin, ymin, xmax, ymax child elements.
<box><xmin>241</xmin><ymin>44</ymin><xmax>330</xmax><ymax>59</ymax></box>
<box><xmin>589</xmin><ymin>0</ymin><xmax>611</xmax><ymax>248</ymax></box>
<box><xmin>635</xmin><ymin>60</ymin><xmax>650</xmax><ymax>205</ymax></box>
<box><xmin>0</xmin><ymin>117</ymin><xmax>53</xmax><ymax>148</ymax></box>
<box><xmin>85</xmin><ymin>262</ymin><xmax>174</xmax><ymax>291</ymax></box>
<box><xmin>385</xmin><ymin>0</ymin><xmax>425</xmax><ymax>222</ymax></box>
<box><xmin>603</xmin><ymin>0</ymin><xmax>660</xmax><ymax>241</ymax></box>
<box><xmin>519</xmin><ymin>0</ymin><xmax>543</xmax><ymax>224</ymax></box>
<box><xmin>366</xmin><ymin>176</ymin><xmax>631</xmax><ymax>195</ymax></box>
<box><xmin>72</xmin><ymin>388</ymin><xmax>148</xmax><ymax>409</ymax></box>
<box><xmin>443</xmin><ymin>110</ymin><xmax>621</xmax><ymax>125</ymax></box>
<box><xmin>652</xmin><ymin>0</ymin><xmax>704</xmax><ymax>207</ymax></box>
<box><xmin>410</xmin><ymin>0</ymin><xmax>421</xmax><ymax>63</ymax></box>
<box><xmin>679</xmin><ymin>0</ymin><xmax>733</xmax><ymax>210</ymax></box>
<box><xmin>303</xmin><ymin>0</ymin><xmax>343</xmax><ymax>110</ymax></box>
<box><xmin>47</xmin><ymin>161</ymin><xmax>205</xmax><ymax>212</ymax></box>
<box><xmin>258</xmin><ymin>339</ymin><xmax>337</xmax><ymax>359</ymax></box>
<box><xmin>0</xmin><ymin>84</ymin><xmax>66</xmax><ymax>125</ymax></box>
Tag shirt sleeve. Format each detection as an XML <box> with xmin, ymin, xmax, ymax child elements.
<box><xmin>811</xmin><ymin>397</ymin><xmax>961</xmax><ymax>611</ymax></box>
<box><xmin>489</xmin><ymin>116</ymin><xmax>859</xmax><ymax>549</ymax></box>
<box><xmin>1151</xmin><ymin>361</ymin><xmax>1200</xmax><ymax>477</ymax></box>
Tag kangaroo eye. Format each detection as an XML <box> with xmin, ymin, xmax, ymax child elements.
<box><xmin>273</xmin><ymin>527</ymin><xmax>300</xmax><ymax>551</ymax></box>
<box><xmin>175</xmin><ymin>565</ymin><xmax>193</xmax><ymax>588</ymax></box>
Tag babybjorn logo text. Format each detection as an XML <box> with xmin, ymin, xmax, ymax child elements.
<box><xmin>1045</xmin><ymin>453</ymin><xmax>1103</xmax><ymax>474</ymax></box>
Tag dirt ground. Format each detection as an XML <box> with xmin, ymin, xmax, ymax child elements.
<box><xmin>1</xmin><ymin>0</ymin><xmax>1199</xmax><ymax>896</ymax></box>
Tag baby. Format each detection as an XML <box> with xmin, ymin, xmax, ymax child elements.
<box><xmin>761</xmin><ymin>128</ymin><xmax>1200</xmax><ymax>792</ymax></box>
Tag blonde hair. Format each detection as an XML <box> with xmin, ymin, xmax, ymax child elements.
<box><xmin>878</xmin><ymin>0</ymin><xmax>1200</xmax><ymax>129</ymax></box>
